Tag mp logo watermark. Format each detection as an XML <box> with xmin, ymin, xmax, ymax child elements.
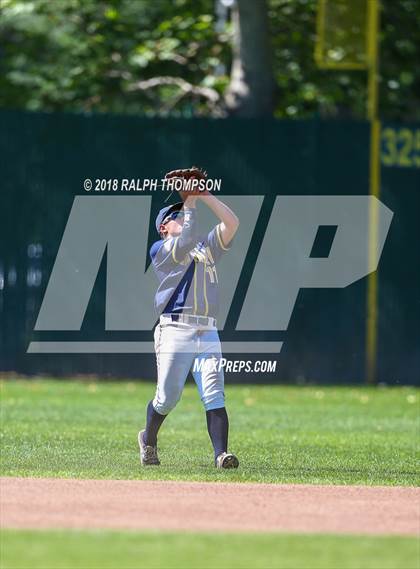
<box><xmin>27</xmin><ymin>195</ymin><xmax>393</xmax><ymax>354</ymax></box>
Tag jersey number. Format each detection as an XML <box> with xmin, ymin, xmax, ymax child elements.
<box><xmin>206</xmin><ymin>265</ymin><xmax>218</xmax><ymax>284</ymax></box>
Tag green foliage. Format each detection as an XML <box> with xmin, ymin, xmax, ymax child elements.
<box><xmin>0</xmin><ymin>0</ymin><xmax>419</xmax><ymax>118</ymax></box>
<box><xmin>1</xmin><ymin>379</ymin><xmax>418</xmax><ymax>485</ymax></box>
<box><xmin>2</xmin><ymin>531</ymin><xmax>419</xmax><ymax>569</ymax></box>
<box><xmin>268</xmin><ymin>0</ymin><xmax>420</xmax><ymax>119</ymax></box>
<box><xmin>0</xmin><ymin>0</ymin><xmax>230</xmax><ymax>116</ymax></box>
<box><xmin>380</xmin><ymin>0</ymin><xmax>420</xmax><ymax>120</ymax></box>
<box><xmin>268</xmin><ymin>0</ymin><xmax>367</xmax><ymax>118</ymax></box>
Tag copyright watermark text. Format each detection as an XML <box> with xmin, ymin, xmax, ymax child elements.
<box><xmin>83</xmin><ymin>178</ymin><xmax>222</xmax><ymax>192</ymax></box>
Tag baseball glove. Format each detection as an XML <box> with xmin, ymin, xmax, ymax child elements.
<box><xmin>165</xmin><ymin>166</ymin><xmax>208</xmax><ymax>199</ymax></box>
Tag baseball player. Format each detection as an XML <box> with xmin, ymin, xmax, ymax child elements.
<box><xmin>138</xmin><ymin>167</ymin><xmax>240</xmax><ymax>469</ymax></box>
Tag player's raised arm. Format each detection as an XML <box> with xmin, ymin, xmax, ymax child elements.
<box><xmin>200</xmin><ymin>193</ymin><xmax>239</xmax><ymax>248</ymax></box>
<box><xmin>174</xmin><ymin>197</ymin><xmax>198</xmax><ymax>255</ymax></box>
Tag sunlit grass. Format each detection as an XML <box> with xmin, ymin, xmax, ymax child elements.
<box><xmin>1</xmin><ymin>378</ymin><xmax>418</xmax><ymax>485</ymax></box>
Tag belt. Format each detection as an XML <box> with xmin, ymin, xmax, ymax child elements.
<box><xmin>160</xmin><ymin>313</ymin><xmax>217</xmax><ymax>328</ymax></box>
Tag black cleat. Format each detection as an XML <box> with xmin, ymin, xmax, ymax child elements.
<box><xmin>216</xmin><ymin>452</ymin><xmax>239</xmax><ymax>469</ymax></box>
<box><xmin>138</xmin><ymin>430</ymin><xmax>160</xmax><ymax>466</ymax></box>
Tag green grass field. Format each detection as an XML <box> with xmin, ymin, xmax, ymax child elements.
<box><xmin>1</xmin><ymin>530</ymin><xmax>419</xmax><ymax>569</ymax></box>
<box><xmin>1</xmin><ymin>378</ymin><xmax>418</xmax><ymax>485</ymax></box>
<box><xmin>1</xmin><ymin>378</ymin><xmax>419</xmax><ymax>569</ymax></box>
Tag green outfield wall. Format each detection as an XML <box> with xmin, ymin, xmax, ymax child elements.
<box><xmin>0</xmin><ymin>111</ymin><xmax>418</xmax><ymax>384</ymax></box>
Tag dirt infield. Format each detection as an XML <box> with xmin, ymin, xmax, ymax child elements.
<box><xmin>1</xmin><ymin>477</ymin><xmax>419</xmax><ymax>535</ymax></box>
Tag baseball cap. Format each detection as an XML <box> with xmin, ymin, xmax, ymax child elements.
<box><xmin>155</xmin><ymin>202</ymin><xmax>184</xmax><ymax>234</ymax></box>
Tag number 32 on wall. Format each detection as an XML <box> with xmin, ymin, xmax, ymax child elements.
<box><xmin>381</xmin><ymin>127</ymin><xmax>420</xmax><ymax>168</ymax></box>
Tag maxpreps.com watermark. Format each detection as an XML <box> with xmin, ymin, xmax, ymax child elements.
<box><xmin>193</xmin><ymin>359</ymin><xmax>277</xmax><ymax>373</ymax></box>
<box><xmin>83</xmin><ymin>178</ymin><xmax>222</xmax><ymax>192</ymax></box>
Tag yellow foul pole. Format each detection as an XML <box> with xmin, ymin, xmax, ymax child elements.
<box><xmin>366</xmin><ymin>0</ymin><xmax>381</xmax><ymax>384</ymax></box>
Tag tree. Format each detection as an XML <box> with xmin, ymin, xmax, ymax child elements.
<box><xmin>225</xmin><ymin>0</ymin><xmax>275</xmax><ymax>117</ymax></box>
<box><xmin>0</xmin><ymin>0</ymin><xmax>419</xmax><ymax>120</ymax></box>
<box><xmin>0</xmin><ymin>0</ymin><xmax>229</xmax><ymax>116</ymax></box>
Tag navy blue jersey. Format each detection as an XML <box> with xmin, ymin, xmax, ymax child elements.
<box><xmin>150</xmin><ymin>208</ymin><xmax>231</xmax><ymax>317</ymax></box>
